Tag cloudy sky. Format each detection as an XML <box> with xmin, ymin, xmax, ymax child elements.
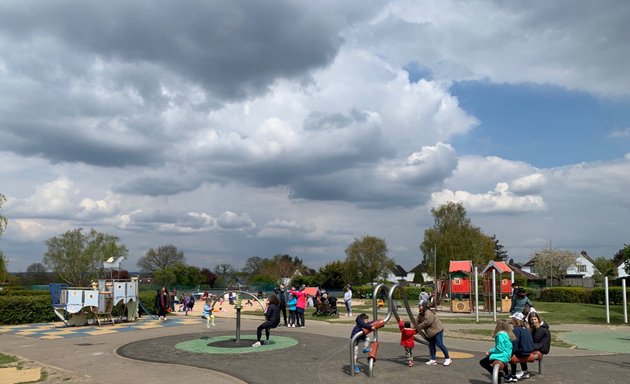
<box><xmin>1</xmin><ymin>0</ymin><xmax>629</xmax><ymax>273</ymax></box>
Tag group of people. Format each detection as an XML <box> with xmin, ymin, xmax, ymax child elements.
<box><xmin>351</xmin><ymin>300</ymin><xmax>452</xmax><ymax>374</ymax></box>
<box><xmin>480</xmin><ymin>286</ymin><xmax>550</xmax><ymax>383</ymax></box>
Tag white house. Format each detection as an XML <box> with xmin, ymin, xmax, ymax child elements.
<box><xmin>616</xmin><ymin>260</ymin><xmax>629</xmax><ymax>279</ymax></box>
<box><xmin>566</xmin><ymin>251</ymin><xmax>596</xmax><ymax>278</ymax></box>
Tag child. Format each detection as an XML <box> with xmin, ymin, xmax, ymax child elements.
<box><xmin>480</xmin><ymin>319</ymin><xmax>516</xmax><ymax>383</ymax></box>
<box><xmin>506</xmin><ymin>312</ymin><xmax>534</xmax><ymax>382</ymax></box>
<box><xmin>350</xmin><ymin>313</ymin><xmax>375</xmax><ymax>373</ymax></box>
<box><xmin>287</xmin><ymin>292</ymin><xmax>297</xmax><ymax>327</ymax></box>
<box><xmin>399</xmin><ymin>320</ymin><xmax>417</xmax><ymax>367</ymax></box>
<box><xmin>201</xmin><ymin>298</ymin><xmax>215</xmax><ymax>327</ymax></box>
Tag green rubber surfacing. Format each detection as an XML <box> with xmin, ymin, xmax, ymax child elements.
<box><xmin>175</xmin><ymin>334</ymin><xmax>298</xmax><ymax>354</ymax></box>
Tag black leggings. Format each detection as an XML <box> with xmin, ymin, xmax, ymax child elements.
<box><xmin>256</xmin><ymin>320</ymin><xmax>277</xmax><ymax>341</ymax></box>
<box><xmin>479</xmin><ymin>356</ymin><xmax>508</xmax><ymax>376</ymax></box>
<box><xmin>296</xmin><ymin>308</ymin><xmax>305</xmax><ymax>326</ymax></box>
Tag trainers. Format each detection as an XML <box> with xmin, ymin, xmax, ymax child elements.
<box><xmin>425</xmin><ymin>360</ymin><xmax>437</xmax><ymax>365</ymax></box>
<box><xmin>354</xmin><ymin>366</ymin><xmax>361</xmax><ymax>373</ymax></box>
<box><xmin>443</xmin><ymin>358</ymin><xmax>452</xmax><ymax>366</ymax></box>
<box><xmin>251</xmin><ymin>341</ymin><xmax>261</xmax><ymax>347</ymax></box>
<box><xmin>516</xmin><ymin>371</ymin><xmax>529</xmax><ymax>379</ymax></box>
<box><xmin>407</xmin><ymin>360</ymin><xmax>414</xmax><ymax>367</ymax></box>
<box><xmin>505</xmin><ymin>375</ymin><xmax>518</xmax><ymax>382</ymax></box>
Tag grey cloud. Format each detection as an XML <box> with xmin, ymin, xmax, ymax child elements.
<box><xmin>303</xmin><ymin>109</ymin><xmax>370</xmax><ymax>131</ymax></box>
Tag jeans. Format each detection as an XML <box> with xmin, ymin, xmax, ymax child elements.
<box><xmin>428</xmin><ymin>330</ymin><xmax>449</xmax><ymax>360</ymax></box>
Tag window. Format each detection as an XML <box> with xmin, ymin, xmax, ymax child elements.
<box><xmin>577</xmin><ymin>264</ymin><xmax>587</xmax><ymax>273</ymax></box>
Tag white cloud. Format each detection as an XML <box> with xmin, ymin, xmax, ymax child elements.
<box><xmin>432</xmin><ymin>182</ymin><xmax>546</xmax><ymax>214</ymax></box>
<box><xmin>609</xmin><ymin>128</ymin><xmax>630</xmax><ymax>138</ymax></box>
<box><xmin>511</xmin><ymin>173</ymin><xmax>547</xmax><ymax>195</ymax></box>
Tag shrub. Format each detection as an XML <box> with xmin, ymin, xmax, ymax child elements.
<box><xmin>590</xmin><ymin>287</ymin><xmax>630</xmax><ymax>305</ymax></box>
<box><xmin>0</xmin><ymin>295</ymin><xmax>57</xmax><ymax>325</ymax></box>
<box><xmin>539</xmin><ymin>287</ymin><xmax>591</xmax><ymax>303</ymax></box>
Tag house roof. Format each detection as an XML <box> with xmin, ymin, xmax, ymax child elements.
<box><xmin>408</xmin><ymin>263</ymin><xmax>428</xmax><ymax>273</ymax></box>
<box><xmin>390</xmin><ymin>264</ymin><xmax>408</xmax><ymax>276</ymax></box>
<box><xmin>481</xmin><ymin>260</ymin><xmax>512</xmax><ymax>274</ymax></box>
<box><xmin>449</xmin><ymin>260</ymin><xmax>472</xmax><ymax>273</ymax></box>
<box><xmin>507</xmin><ymin>262</ymin><xmax>539</xmax><ymax>280</ymax></box>
<box><xmin>578</xmin><ymin>250</ymin><xmax>596</xmax><ymax>265</ymax></box>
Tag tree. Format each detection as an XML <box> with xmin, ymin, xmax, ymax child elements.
<box><xmin>200</xmin><ymin>268</ymin><xmax>217</xmax><ymax>287</ymax></box>
<box><xmin>42</xmin><ymin>228</ymin><xmax>128</xmax><ymax>287</ymax></box>
<box><xmin>214</xmin><ymin>263</ymin><xmax>235</xmax><ymax>286</ymax></box>
<box><xmin>137</xmin><ymin>245</ymin><xmax>185</xmax><ymax>273</ymax></box>
<box><xmin>612</xmin><ymin>244</ymin><xmax>630</xmax><ymax>275</ymax></box>
<box><xmin>345</xmin><ymin>235</ymin><xmax>395</xmax><ymax>285</ymax></box>
<box><xmin>242</xmin><ymin>256</ymin><xmax>264</xmax><ymax>275</ymax></box>
<box><xmin>420</xmin><ymin>202</ymin><xmax>495</xmax><ymax>280</ymax></box>
<box><xmin>491</xmin><ymin>235</ymin><xmax>508</xmax><ymax>261</ymax></box>
<box><xmin>318</xmin><ymin>260</ymin><xmax>347</xmax><ymax>289</ymax></box>
<box><xmin>592</xmin><ymin>256</ymin><xmax>616</xmax><ymax>284</ymax></box>
<box><xmin>531</xmin><ymin>248</ymin><xmax>576</xmax><ymax>285</ymax></box>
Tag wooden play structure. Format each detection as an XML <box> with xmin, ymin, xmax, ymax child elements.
<box><xmin>449</xmin><ymin>260</ymin><xmax>474</xmax><ymax>313</ymax></box>
<box><xmin>482</xmin><ymin>261</ymin><xmax>513</xmax><ymax>313</ymax></box>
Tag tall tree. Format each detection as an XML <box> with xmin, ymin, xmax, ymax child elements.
<box><xmin>531</xmin><ymin>248</ymin><xmax>576</xmax><ymax>284</ymax></box>
<box><xmin>214</xmin><ymin>263</ymin><xmax>235</xmax><ymax>286</ymax></box>
<box><xmin>43</xmin><ymin>228</ymin><xmax>128</xmax><ymax>287</ymax></box>
<box><xmin>242</xmin><ymin>256</ymin><xmax>264</xmax><ymax>275</ymax></box>
<box><xmin>137</xmin><ymin>245</ymin><xmax>185</xmax><ymax>273</ymax></box>
<box><xmin>345</xmin><ymin>235</ymin><xmax>395</xmax><ymax>285</ymax></box>
<box><xmin>420</xmin><ymin>202</ymin><xmax>495</xmax><ymax>280</ymax></box>
<box><xmin>200</xmin><ymin>268</ymin><xmax>217</xmax><ymax>287</ymax></box>
<box><xmin>491</xmin><ymin>235</ymin><xmax>508</xmax><ymax>261</ymax></box>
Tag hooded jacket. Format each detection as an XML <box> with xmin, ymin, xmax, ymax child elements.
<box><xmin>531</xmin><ymin>321</ymin><xmax>551</xmax><ymax>354</ymax></box>
<box><xmin>490</xmin><ymin>331</ymin><xmax>513</xmax><ymax>363</ymax></box>
<box><xmin>416</xmin><ymin>308</ymin><xmax>444</xmax><ymax>338</ymax></box>
<box><xmin>399</xmin><ymin>320</ymin><xmax>417</xmax><ymax>348</ymax></box>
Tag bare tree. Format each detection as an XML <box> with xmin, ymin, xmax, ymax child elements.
<box><xmin>531</xmin><ymin>248</ymin><xmax>577</xmax><ymax>285</ymax></box>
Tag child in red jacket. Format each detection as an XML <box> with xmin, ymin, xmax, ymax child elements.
<box><xmin>399</xmin><ymin>320</ymin><xmax>418</xmax><ymax>367</ymax></box>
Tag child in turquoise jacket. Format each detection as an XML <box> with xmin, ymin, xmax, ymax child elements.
<box><xmin>479</xmin><ymin>319</ymin><xmax>515</xmax><ymax>381</ymax></box>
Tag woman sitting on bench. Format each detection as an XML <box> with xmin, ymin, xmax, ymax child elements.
<box><xmin>513</xmin><ymin>311</ymin><xmax>550</xmax><ymax>379</ymax></box>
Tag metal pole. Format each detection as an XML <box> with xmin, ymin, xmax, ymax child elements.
<box><xmin>623</xmin><ymin>279</ymin><xmax>628</xmax><ymax>324</ymax></box>
<box><xmin>492</xmin><ymin>269</ymin><xmax>497</xmax><ymax>322</ymax></box>
<box><xmin>474</xmin><ymin>266</ymin><xmax>479</xmax><ymax>323</ymax></box>
<box><xmin>605</xmin><ymin>277</ymin><xmax>610</xmax><ymax>324</ymax></box>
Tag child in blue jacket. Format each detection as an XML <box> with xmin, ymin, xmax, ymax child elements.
<box><xmin>480</xmin><ymin>319</ymin><xmax>516</xmax><ymax>382</ymax></box>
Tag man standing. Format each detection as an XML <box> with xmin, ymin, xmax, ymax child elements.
<box><xmin>277</xmin><ymin>284</ymin><xmax>289</xmax><ymax>327</ymax></box>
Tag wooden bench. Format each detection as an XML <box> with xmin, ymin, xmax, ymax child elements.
<box><xmin>491</xmin><ymin>352</ymin><xmax>543</xmax><ymax>384</ymax></box>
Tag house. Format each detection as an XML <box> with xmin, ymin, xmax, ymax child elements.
<box><xmin>408</xmin><ymin>263</ymin><xmax>434</xmax><ymax>284</ymax></box>
<box><xmin>615</xmin><ymin>260</ymin><xmax>629</xmax><ymax>279</ymax></box>
<box><xmin>566</xmin><ymin>251</ymin><xmax>596</xmax><ymax>278</ymax></box>
<box><xmin>385</xmin><ymin>264</ymin><xmax>409</xmax><ymax>282</ymax></box>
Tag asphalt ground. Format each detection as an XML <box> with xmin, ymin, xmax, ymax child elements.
<box><xmin>2</xmin><ymin>312</ymin><xmax>630</xmax><ymax>384</ymax></box>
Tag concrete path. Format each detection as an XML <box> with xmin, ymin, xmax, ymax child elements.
<box><xmin>1</xmin><ymin>306</ymin><xmax>629</xmax><ymax>383</ymax></box>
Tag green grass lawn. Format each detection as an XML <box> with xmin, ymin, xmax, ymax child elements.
<box><xmin>534</xmin><ymin>302</ymin><xmax>629</xmax><ymax>325</ymax></box>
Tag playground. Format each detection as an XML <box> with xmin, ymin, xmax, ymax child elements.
<box><xmin>1</xmin><ymin>283</ymin><xmax>629</xmax><ymax>384</ymax></box>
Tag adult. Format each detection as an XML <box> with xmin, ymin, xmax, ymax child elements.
<box><xmin>169</xmin><ymin>288</ymin><xmax>177</xmax><ymax>312</ymax></box>
<box><xmin>516</xmin><ymin>312</ymin><xmax>551</xmax><ymax>380</ymax></box>
<box><xmin>343</xmin><ymin>284</ymin><xmax>353</xmax><ymax>317</ymax></box>
<box><xmin>289</xmin><ymin>285</ymin><xmax>307</xmax><ymax>327</ymax></box>
<box><xmin>509</xmin><ymin>287</ymin><xmax>533</xmax><ymax>315</ymax></box>
<box><xmin>419</xmin><ymin>288</ymin><xmax>430</xmax><ymax>305</ymax></box>
<box><xmin>416</xmin><ymin>302</ymin><xmax>452</xmax><ymax>366</ymax></box>
<box><xmin>155</xmin><ymin>286</ymin><xmax>170</xmax><ymax>321</ymax></box>
<box><xmin>276</xmin><ymin>284</ymin><xmax>289</xmax><ymax>327</ymax></box>
<box><xmin>252</xmin><ymin>294</ymin><xmax>281</xmax><ymax>347</ymax></box>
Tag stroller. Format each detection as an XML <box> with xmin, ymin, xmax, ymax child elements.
<box><xmin>313</xmin><ymin>296</ymin><xmax>339</xmax><ymax>317</ymax></box>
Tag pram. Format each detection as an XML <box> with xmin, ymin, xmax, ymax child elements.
<box><xmin>313</xmin><ymin>296</ymin><xmax>339</xmax><ymax>317</ymax></box>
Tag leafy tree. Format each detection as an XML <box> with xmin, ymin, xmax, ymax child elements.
<box><xmin>137</xmin><ymin>245</ymin><xmax>185</xmax><ymax>273</ymax></box>
<box><xmin>345</xmin><ymin>235</ymin><xmax>395</xmax><ymax>285</ymax></box>
<box><xmin>592</xmin><ymin>256</ymin><xmax>616</xmax><ymax>284</ymax></box>
<box><xmin>612</xmin><ymin>244</ymin><xmax>630</xmax><ymax>275</ymax></box>
<box><xmin>164</xmin><ymin>263</ymin><xmax>204</xmax><ymax>286</ymax></box>
<box><xmin>23</xmin><ymin>263</ymin><xmax>49</xmax><ymax>285</ymax></box>
<box><xmin>531</xmin><ymin>248</ymin><xmax>576</xmax><ymax>285</ymax></box>
<box><xmin>318</xmin><ymin>260</ymin><xmax>347</xmax><ymax>289</ymax></box>
<box><xmin>242</xmin><ymin>256</ymin><xmax>264</xmax><ymax>275</ymax></box>
<box><xmin>43</xmin><ymin>228</ymin><xmax>128</xmax><ymax>287</ymax></box>
<box><xmin>200</xmin><ymin>267</ymin><xmax>217</xmax><ymax>287</ymax></box>
<box><xmin>420</xmin><ymin>202</ymin><xmax>495</xmax><ymax>280</ymax></box>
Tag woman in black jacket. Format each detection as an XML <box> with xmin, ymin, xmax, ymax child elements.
<box><xmin>252</xmin><ymin>294</ymin><xmax>281</xmax><ymax>347</ymax></box>
<box><xmin>517</xmin><ymin>312</ymin><xmax>550</xmax><ymax>379</ymax></box>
